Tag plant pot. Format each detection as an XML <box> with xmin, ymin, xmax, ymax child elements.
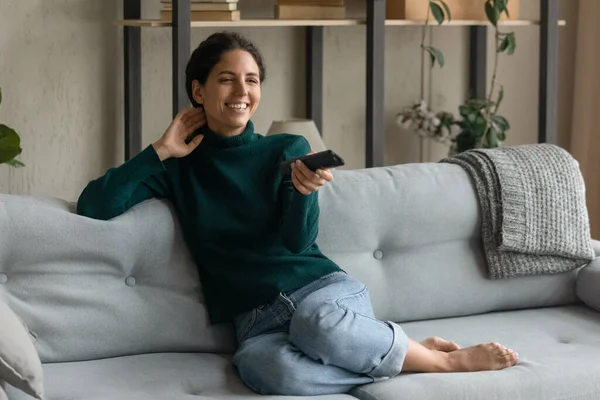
<box><xmin>386</xmin><ymin>0</ymin><xmax>520</xmax><ymax>21</ymax></box>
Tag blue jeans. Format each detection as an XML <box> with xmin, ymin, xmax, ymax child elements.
<box><xmin>232</xmin><ymin>272</ymin><xmax>410</xmax><ymax>396</ymax></box>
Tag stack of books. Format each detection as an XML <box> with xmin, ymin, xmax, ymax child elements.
<box><xmin>160</xmin><ymin>0</ymin><xmax>240</xmax><ymax>21</ymax></box>
<box><xmin>275</xmin><ymin>0</ymin><xmax>345</xmax><ymax>19</ymax></box>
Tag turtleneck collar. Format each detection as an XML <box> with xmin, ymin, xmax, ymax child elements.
<box><xmin>199</xmin><ymin>120</ymin><xmax>257</xmax><ymax>148</ymax></box>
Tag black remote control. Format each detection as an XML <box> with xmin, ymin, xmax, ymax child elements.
<box><xmin>280</xmin><ymin>150</ymin><xmax>345</xmax><ymax>175</ymax></box>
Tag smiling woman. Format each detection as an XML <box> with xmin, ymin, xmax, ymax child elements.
<box><xmin>77</xmin><ymin>31</ymin><xmax>518</xmax><ymax>398</ymax></box>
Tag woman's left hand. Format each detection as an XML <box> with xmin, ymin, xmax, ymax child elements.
<box><xmin>291</xmin><ymin>154</ymin><xmax>334</xmax><ymax>195</ymax></box>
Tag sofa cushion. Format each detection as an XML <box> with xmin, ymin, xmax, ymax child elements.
<box><xmin>576</xmin><ymin>258</ymin><xmax>600</xmax><ymax>311</ymax></box>
<box><xmin>4</xmin><ymin>353</ymin><xmax>357</xmax><ymax>400</ymax></box>
<box><xmin>317</xmin><ymin>163</ymin><xmax>581</xmax><ymax>323</ymax></box>
<box><xmin>592</xmin><ymin>239</ymin><xmax>600</xmax><ymax>257</ymax></box>
<box><xmin>0</xmin><ymin>194</ymin><xmax>236</xmax><ymax>364</ymax></box>
<box><xmin>0</xmin><ymin>300</ymin><xmax>43</xmax><ymax>399</ymax></box>
<box><xmin>350</xmin><ymin>305</ymin><xmax>600</xmax><ymax>400</ymax></box>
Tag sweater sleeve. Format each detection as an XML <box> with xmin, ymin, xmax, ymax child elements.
<box><xmin>279</xmin><ymin>136</ymin><xmax>320</xmax><ymax>254</ymax></box>
<box><xmin>77</xmin><ymin>145</ymin><xmax>171</xmax><ymax>220</ymax></box>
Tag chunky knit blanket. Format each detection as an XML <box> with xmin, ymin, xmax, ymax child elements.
<box><xmin>441</xmin><ymin>143</ymin><xmax>596</xmax><ymax>279</ymax></box>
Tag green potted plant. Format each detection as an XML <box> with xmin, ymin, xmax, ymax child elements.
<box><xmin>0</xmin><ymin>87</ymin><xmax>25</xmax><ymax>167</ymax></box>
<box><xmin>397</xmin><ymin>0</ymin><xmax>516</xmax><ymax>155</ymax></box>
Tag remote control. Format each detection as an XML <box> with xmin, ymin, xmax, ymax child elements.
<box><xmin>280</xmin><ymin>150</ymin><xmax>345</xmax><ymax>175</ymax></box>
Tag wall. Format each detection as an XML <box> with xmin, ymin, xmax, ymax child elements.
<box><xmin>0</xmin><ymin>0</ymin><xmax>578</xmax><ymax>201</ymax></box>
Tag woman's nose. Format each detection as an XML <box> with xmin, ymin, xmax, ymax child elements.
<box><xmin>234</xmin><ymin>81</ymin><xmax>248</xmax><ymax>96</ymax></box>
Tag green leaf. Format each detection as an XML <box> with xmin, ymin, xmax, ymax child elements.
<box><xmin>497</xmin><ymin>131</ymin><xmax>506</xmax><ymax>141</ymax></box>
<box><xmin>459</xmin><ymin>105</ymin><xmax>471</xmax><ymax>118</ymax></box>
<box><xmin>495</xmin><ymin>86</ymin><xmax>504</xmax><ymax>110</ymax></box>
<box><xmin>455</xmin><ymin>131</ymin><xmax>477</xmax><ymax>153</ymax></box>
<box><xmin>485</xmin><ymin>127</ymin><xmax>499</xmax><ymax>148</ymax></box>
<box><xmin>430</xmin><ymin>46</ymin><xmax>445</xmax><ymax>67</ymax></box>
<box><xmin>507</xmin><ymin>32</ymin><xmax>516</xmax><ymax>54</ymax></box>
<box><xmin>465</xmin><ymin>98</ymin><xmax>487</xmax><ymax>110</ymax></box>
<box><xmin>6</xmin><ymin>159</ymin><xmax>25</xmax><ymax>167</ymax></box>
<box><xmin>429</xmin><ymin>2</ymin><xmax>445</xmax><ymax>25</ymax></box>
<box><xmin>502</xmin><ymin>0</ymin><xmax>510</xmax><ymax>17</ymax></box>
<box><xmin>499</xmin><ymin>35</ymin><xmax>510</xmax><ymax>52</ymax></box>
<box><xmin>437</xmin><ymin>0</ymin><xmax>452</xmax><ymax>21</ymax></box>
<box><xmin>424</xmin><ymin>46</ymin><xmax>445</xmax><ymax>68</ymax></box>
<box><xmin>0</xmin><ymin>124</ymin><xmax>22</xmax><ymax>164</ymax></box>
<box><xmin>485</xmin><ymin>1</ymin><xmax>499</xmax><ymax>26</ymax></box>
<box><xmin>492</xmin><ymin>115</ymin><xmax>510</xmax><ymax>131</ymax></box>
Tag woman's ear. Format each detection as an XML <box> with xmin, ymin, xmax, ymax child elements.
<box><xmin>192</xmin><ymin>80</ymin><xmax>204</xmax><ymax>105</ymax></box>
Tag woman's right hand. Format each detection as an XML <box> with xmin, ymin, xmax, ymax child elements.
<box><xmin>153</xmin><ymin>107</ymin><xmax>206</xmax><ymax>161</ymax></box>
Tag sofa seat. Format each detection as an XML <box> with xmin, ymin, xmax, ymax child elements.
<box><xmin>5</xmin><ymin>352</ymin><xmax>356</xmax><ymax>400</ymax></box>
<box><xmin>351</xmin><ymin>305</ymin><xmax>600</xmax><ymax>400</ymax></box>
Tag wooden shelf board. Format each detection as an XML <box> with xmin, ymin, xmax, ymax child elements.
<box><xmin>385</xmin><ymin>19</ymin><xmax>567</xmax><ymax>26</ymax></box>
<box><xmin>114</xmin><ymin>19</ymin><xmax>566</xmax><ymax>28</ymax></box>
<box><xmin>114</xmin><ymin>19</ymin><xmax>362</xmax><ymax>27</ymax></box>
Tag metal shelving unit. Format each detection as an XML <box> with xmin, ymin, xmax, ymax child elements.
<box><xmin>119</xmin><ymin>0</ymin><xmax>560</xmax><ymax>167</ymax></box>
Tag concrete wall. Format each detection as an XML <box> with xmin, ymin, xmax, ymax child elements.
<box><xmin>0</xmin><ymin>0</ymin><xmax>578</xmax><ymax>201</ymax></box>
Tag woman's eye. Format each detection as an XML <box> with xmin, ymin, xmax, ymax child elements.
<box><xmin>248</xmin><ymin>79</ymin><xmax>259</xmax><ymax>84</ymax></box>
<box><xmin>220</xmin><ymin>78</ymin><xmax>233</xmax><ymax>83</ymax></box>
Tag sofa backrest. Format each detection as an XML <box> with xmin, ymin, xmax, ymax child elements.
<box><xmin>316</xmin><ymin>162</ymin><xmax>580</xmax><ymax>324</ymax></box>
<box><xmin>0</xmin><ymin>194</ymin><xmax>236</xmax><ymax>363</ymax></box>
<box><xmin>0</xmin><ymin>162</ymin><xmax>581</xmax><ymax>363</ymax></box>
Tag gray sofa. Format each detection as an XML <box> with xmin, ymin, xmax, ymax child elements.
<box><xmin>1</xmin><ymin>161</ymin><xmax>600</xmax><ymax>400</ymax></box>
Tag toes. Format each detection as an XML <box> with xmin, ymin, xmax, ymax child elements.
<box><xmin>499</xmin><ymin>350</ymin><xmax>519</xmax><ymax>368</ymax></box>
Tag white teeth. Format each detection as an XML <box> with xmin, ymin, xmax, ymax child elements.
<box><xmin>227</xmin><ymin>103</ymin><xmax>247</xmax><ymax>110</ymax></box>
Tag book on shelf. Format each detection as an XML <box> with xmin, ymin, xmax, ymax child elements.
<box><xmin>161</xmin><ymin>0</ymin><xmax>238</xmax><ymax>3</ymax></box>
<box><xmin>160</xmin><ymin>10</ymin><xmax>241</xmax><ymax>21</ymax></box>
<box><xmin>276</xmin><ymin>0</ymin><xmax>344</xmax><ymax>6</ymax></box>
<box><xmin>162</xmin><ymin>2</ymin><xmax>238</xmax><ymax>11</ymax></box>
<box><xmin>275</xmin><ymin>4</ymin><xmax>345</xmax><ymax>19</ymax></box>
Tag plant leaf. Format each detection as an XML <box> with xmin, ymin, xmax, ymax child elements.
<box><xmin>499</xmin><ymin>35</ymin><xmax>510</xmax><ymax>52</ymax></box>
<box><xmin>496</xmin><ymin>86</ymin><xmax>504</xmax><ymax>110</ymax></box>
<box><xmin>507</xmin><ymin>32</ymin><xmax>516</xmax><ymax>54</ymax></box>
<box><xmin>492</xmin><ymin>115</ymin><xmax>510</xmax><ymax>131</ymax></box>
<box><xmin>485</xmin><ymin>1</ymin><xmax>499</xmax><ymax>26</ymax></box>
<box><xmin>429</xmin><ymin>2</ymin><xmax>445</xmax><ymax>25</ymax></box>
<box><xmin>424</xmin><ymin>46</ymin><xmax>445</xmax><ymax>68</ymax></box>
<box><xmin>497</xmin><ymin>131</ymin><xmax>506</xmax><ymax>141</ymax></box>
<box><xmin>465</xmin><ymin>98</ymin><xmax>487</xmax><ymax>110</ymax></box>
<box><xmin>459</xmin><ymin>105</ymin><xmax>471</xmax><ymax>118</ymax></box>
<box><xmin>502</xmin><ymin>0</ymin><xmax>510</xmax><ymax>17</ymax></box>
<box><xmin>430</xmin><ymin>46</ymin><xmax>445</xmax><ymax>67</ymax></box>
<box><xmin>437</xmin><ymin>0</ymin><xmax>452</xmax><ymax>21</ymax></box>
<box><xmin>486</xmin><ymin>127</ymin><xmax>499</xmax><ymax>148</ymax></box>
<box><xmin>0</xmin><ymin>124</ymin><xmax>22</xmax><ymax>164</ymax></box>
<box><xmin>6</xmin><ymin>159</ymin><xmax>25</xmax><ymax>167</ymax></box>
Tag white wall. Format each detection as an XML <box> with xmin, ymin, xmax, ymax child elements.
<box><xmin>0</xmin><ymin>0</ymin><xmax>578</xmax><ymax>201</ymax></box>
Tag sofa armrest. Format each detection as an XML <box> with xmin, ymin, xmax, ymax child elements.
<box><xmin>577</xmin><ymin>258</ymin><xmax>600</xmax><ymax>312</ymax></box>
<box><xmin>592</xmin><ymin>239</ymin><xmax>600</xmax><ymax>258</ymax></box>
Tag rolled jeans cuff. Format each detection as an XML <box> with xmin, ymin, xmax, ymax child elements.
<box><xmin>368</xmin><ymin>321</ymin><xmax>409</xmax><ymax>379</ymax></box>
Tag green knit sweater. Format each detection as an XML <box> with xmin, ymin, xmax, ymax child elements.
<box><xmin>77</xmin><ymin>121</ymin><xmax>343</xmax><ymax>323</ymax></box>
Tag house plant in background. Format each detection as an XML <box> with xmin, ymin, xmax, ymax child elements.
<box><xmin>396</xmin><ymin>0</ymin><xmax>517</xmax><ymax>156</ymax></box>
<box><xmin>0</xmin><ymin>87</ymin><xmax>24</xmax><ymax>167</ymax></box>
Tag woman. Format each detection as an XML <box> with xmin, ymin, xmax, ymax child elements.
<box><xmin>77</xmin><ymin>31</ymin><xmax>519</xmax><ymax>396</ymax></box>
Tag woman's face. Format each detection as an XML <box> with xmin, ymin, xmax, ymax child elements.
<box><xmin>192</xmin><ymin>49</ymin><xmax>261</xmax><ymax>136</ymax></box>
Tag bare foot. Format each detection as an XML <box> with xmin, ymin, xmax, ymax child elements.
<box><xmin>443</xmin><ymin>342</ymin><xmax>519</xmax><ymax>372</ymax></box>
<box><xmin>420</xmin><ymin>336</ymin><xmax>461</xmax><ymax>353</ymax></box>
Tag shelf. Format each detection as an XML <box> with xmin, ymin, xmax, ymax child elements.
<box><xmin>385</xmin><ymin>19</ymin><xmax>567</xmax><ymax>26</ymax></box>
<box><xmin>114</xmin><ymin>19</ymin><xmax>362</xmax><ymax>27</ymax></box>
<box><xmin>115</xmin><ymin>19</ymin><xmax>566</xmax><ymax>28</ymax></box>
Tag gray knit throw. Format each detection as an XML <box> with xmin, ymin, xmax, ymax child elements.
<box><xmin>441</xmin><ymin>143</ymin><xmax>596</xmax><ymax>279</ymax></box>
